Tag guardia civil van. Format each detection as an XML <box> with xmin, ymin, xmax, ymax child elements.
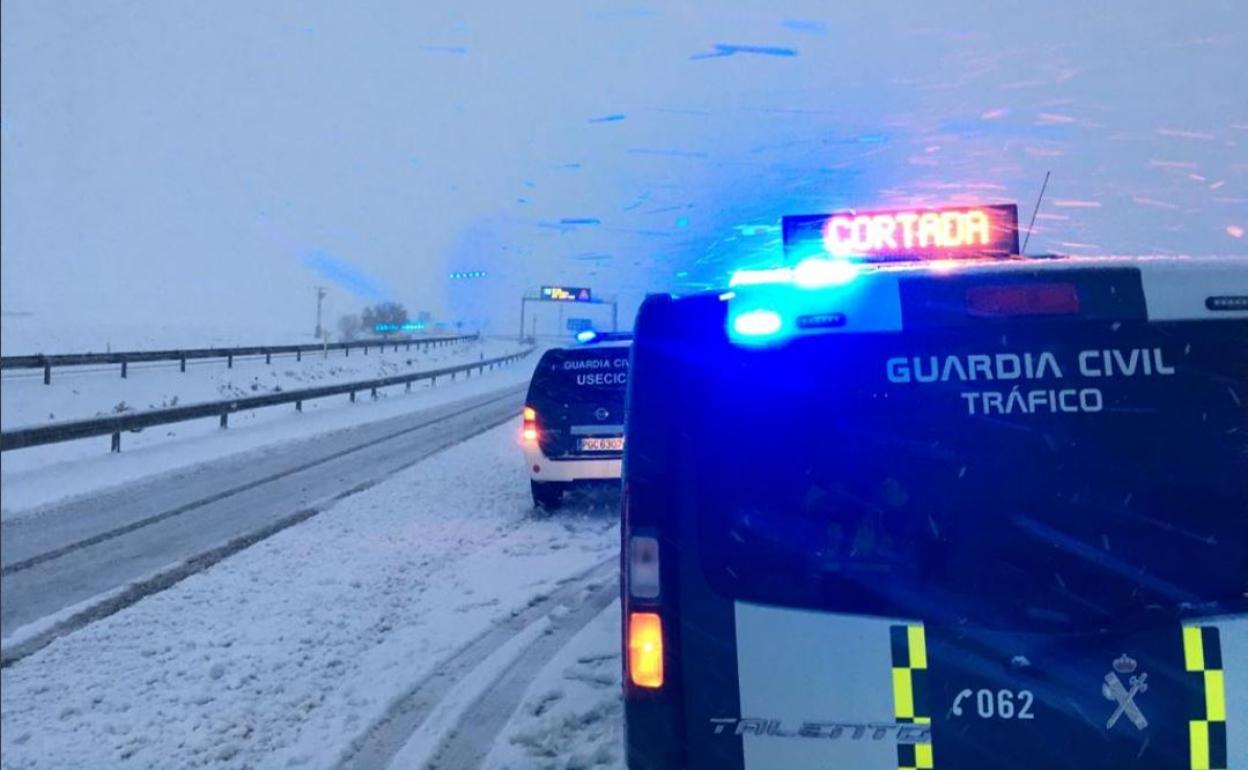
<box><xmin>620</xmin><ymin>203</ymin><xmax>1248</xmax><ymax>769</ymax></box>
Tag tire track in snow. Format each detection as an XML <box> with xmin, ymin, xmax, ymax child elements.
<box><xmin>336</xmin><ymin>558</ymin><xmax>618</xmax><ymax>770</ymax></box>
<box><xmin>425</xmin><ymin>574</ymin><xmax>619</xmax><ymax>770</ymax></box>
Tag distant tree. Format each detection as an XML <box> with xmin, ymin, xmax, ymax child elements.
<box><xmin>361</xmin><ymin>302</ymin><xmax>409</xmax><ymax>334</ymax></box>
<box><xmin>337</xmin><ymin>313</ymin><xmax>363</xmax><ymax>341</ymax></box>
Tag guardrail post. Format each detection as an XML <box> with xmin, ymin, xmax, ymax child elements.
<box><xmin>227</xmin><ymin>354</ymin><xmax>233</xmax><ymax>369</ymax></box>
<box><xmin>451</xmin><ymin>371</ymin><xmax>456</xmax><ymax>381</ymax></box>
<box><xmin>121</xmin><ymin>360</ymin><xmax>128</xmax><ymax>379</ymax></box>
<box><xmin>350</xmin><ymin>391</ymin><xmax>356</xmax><ymax>403</ymax></box>
<box><xmin>345</xmin><ymin>347</ymin><xmax>350</xmax><ymax>357</ymax></box>
<box><xmin>296</xmin><ymin>400</ymin><xmax>302</xmax><ymax>412</ymax></box>
<box><xmin>370</xmin><ymin>387</ymin><xmax>378</xmax><ymax>399</ymax></box>
<box><xmin>364</xmin><ymin>345</ymin><xmax>368</xmax><ymax>356</ymax></box>
<box><xmin>296</xmin><ymin>350</ymin><xmax>302</xmax><ymax>362</ymax></box>
<box><xmin>111</xmin><ymin>432</ymin><xmax>121</xmax><ymax>452</ymax></box>
<box><xmin>431</xmin><ymin>376</ymin><xmax>436</xmax><ymax>386</ymax></box>
<box><xmin>43</xmin><ymin>363</ymin><xmax>51</xmax><ymax>385</ymax></box>
<box><xmin>265</xmin><ymin>352</ymin><xmax>271</xmax><ymax>364</ymax></box>
<box><xmin>405</xmin><ymin>382</ymin><xmax>411</xmax><ymax>393</ymax></box>
<box><xmin>180</xmin><ymin>357</ymin><xmax>186</xmax><ymax>373</ymax></box>
<box><xmin>220</xmin><ymin>413</ymin><xmax>229</xmax><ymax>429</ymax></box>
<box><xmin>406</xmin><ymin>342</ymin><xmax>411</xmax><ymax>351</ymax></box>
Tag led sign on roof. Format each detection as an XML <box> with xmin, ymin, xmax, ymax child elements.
<box><xmin>782</xmin><ymin>203</ymin><xmax>1019</xmax><ymax>262</ymax></box>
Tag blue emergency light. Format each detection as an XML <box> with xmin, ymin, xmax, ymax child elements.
<box><xmin>731</xmin><ymin>309</ymin><xmax>782</xmax><ymax>338</ymax></box>
<box><xmin>725</xmin><ymin>257</ymin><xmax>866</xmax><ymax>345</ymax></box>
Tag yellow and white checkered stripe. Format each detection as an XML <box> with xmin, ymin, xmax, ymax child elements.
<box><xmin>1184</xmin><ymin>625</ymin><xmax>1228</xmax><ymax>770</ymax></box>
<box><xmin>891</xmin><ymin>623</ymin><xmax>933</xmax><ymax>770</ymax></box>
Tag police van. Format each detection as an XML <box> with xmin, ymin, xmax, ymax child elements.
<box><xmin>523</xmin><ymin>332</ymin><xmax>631</xmax><ymax>509</ymax></box>
<box><xmin>620</xmin><ymin>204</ymin><xmax>1248</xmax><ymax>769</ymax></box>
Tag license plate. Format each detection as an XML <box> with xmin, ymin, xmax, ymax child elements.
<box><xmin>579</xmin><ymin>436</ymin><xmax>624</xmax><ymax>452</ymax></box>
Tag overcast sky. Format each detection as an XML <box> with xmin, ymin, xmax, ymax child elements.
<box><xmin>3</xmin><ymin>0</ymin><xmax>1245</xmax><ymax>346</ymax></box>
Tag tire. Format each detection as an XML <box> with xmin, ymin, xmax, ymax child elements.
<box><xmin>531</xmin><ymin>480</ymin><xmax>566</xmax><ymax>510</ymax></box>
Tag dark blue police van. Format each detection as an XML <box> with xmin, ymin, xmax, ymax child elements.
<box><xmin>619</xmin><ymin>206</ymin><xmax>1248</xmax><ymax>770</ymax></box>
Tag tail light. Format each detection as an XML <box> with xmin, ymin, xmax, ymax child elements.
<box><xmin>966</xmin><ymin>282</ymin><xmax>1080</xmax><ymax>318</ymax></box>
<box><xmin>628</xmin><ymin>611</ymin><xmax>665</xmax><ymax>689</ymax></box>
<box><xmin>522</xmin><ymin>406</ymin><xmax>538</xmax><ymax>442</ymax></box>
<box><xmin>628</xmin><ymin>536</ymin><xmax>660</xmax><ymax>599</ymax></box>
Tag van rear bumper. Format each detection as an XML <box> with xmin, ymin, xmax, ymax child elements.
<box><xmin>524</xmin><ymin>444</ymin><xmax>622</xmax><ymax>482</ymax></box>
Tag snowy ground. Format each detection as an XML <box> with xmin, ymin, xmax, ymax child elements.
<box><xmin>0</xmin><ymin>419</ymin><xmax>621</xmax><ymax>770</ymax></box>
<box><xmin>482</xmin><ymin>601</ymin><xmax>624</xmax><ymax>770</ymax></box>
<box><xmin>1</xmin><ymin>341</ymin><xmax>538</xmax><ymax>515</ymax></box>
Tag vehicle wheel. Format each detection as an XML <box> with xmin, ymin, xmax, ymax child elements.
<box><xmin>531</xmin><ymin>480</ymin><xmax>566</xmax><ymax>510</ymax></box>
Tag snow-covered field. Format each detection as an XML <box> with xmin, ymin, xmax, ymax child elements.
<box><xmin>1</xmin><ymin>336</ymin><xmax>508</xmax><ymax>429</ymax></box>
<box><xmin>1</xmin><ymin>340</ymin><xmax>537</xmax><ymax>515</ymax></box>
<box><xmin>0</xmin><ymin>419</ymin><xmax>622</xmax><ymax>770</ymax></box>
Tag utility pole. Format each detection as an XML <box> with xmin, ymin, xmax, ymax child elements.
<box><xmin>314</xmin><ymin>286</ymin><xmax>328</xmax><ymax>339</ymax></box>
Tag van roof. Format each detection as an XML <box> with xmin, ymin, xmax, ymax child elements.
<box><xmin>725</xmin><ymin>254</ymin><xmax>1245</xmax><ymax>281</ymax></box>
<box><xmin>550</xmin><ymin>340</ymin><xmax>633</xmax><ymax>352</ymax></box>
<box><xmin>715</xmin><ymin>255</ymin><xmax>1247</xmax><ymax>326</ymax></box>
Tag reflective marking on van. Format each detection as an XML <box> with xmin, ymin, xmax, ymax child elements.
<box><xmin>891</xmin><ymin>624</ymin><xmax>934</xmax><ymax>770</ymax></box>
<box><xmin>1184</xmin><ymin>624</ymin><xmax>1232</xmax><ymax>770</ymax></box>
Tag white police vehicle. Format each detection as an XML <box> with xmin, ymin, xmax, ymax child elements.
<box><xmin>523</xmin><ymin>331</ymin><xmax>631</xmax><ymax>509</ymax></box>
<box><xmin>620</xmin><ymin>203</ymin><xmax>1248</xmax><ymax>769</ymax></box>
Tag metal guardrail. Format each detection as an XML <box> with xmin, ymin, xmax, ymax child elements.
<box><xmin>0</xmin><ymin>334</ymin><xmax>480</xmax><ymax>384</ymax></box>
<box><xmin>0</xmin><ymin>346</ymin><xmax>535</xmax><ymax>453</ymax></box>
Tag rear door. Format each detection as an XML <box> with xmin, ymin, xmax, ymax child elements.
<box><xmin>527</xmin><ymin>346</ymin><xmax>629</xmax><ymax>458</ymax></box>
<box><xmin>672</xmin><ymin>266</ymin><xmax>1248</xmax><ymax>770</ymax></box>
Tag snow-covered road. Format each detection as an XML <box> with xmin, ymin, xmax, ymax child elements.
<box><xmin>0</xmin><ymin>339</ymin><xmax>532</xmax><ymax>494</ymax></box>
<box><xmin>1</xmin><ymin>382</ymin><xmax>528</xmax><ymax>657</ymax></box>
<box><xmin>1</xmin><ymin>346</ymin><xmax>539</xmax><ymax>515</ymax></box>
<box><xmin>0</xmin><ymin>419</ymin><xmax>624</xmax><ymax>770</ymax></box>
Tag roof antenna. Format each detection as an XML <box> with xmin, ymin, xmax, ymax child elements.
<box><xmin>1021</xmin><ymin>170</ymin><xmax>1051</xmax><ymax>255</ymax></box>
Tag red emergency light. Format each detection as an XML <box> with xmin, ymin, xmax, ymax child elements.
<box><xmin>782</xmin><ymin>203</ymin><xmax>1019</xmax><ymax>262</ymax></box>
